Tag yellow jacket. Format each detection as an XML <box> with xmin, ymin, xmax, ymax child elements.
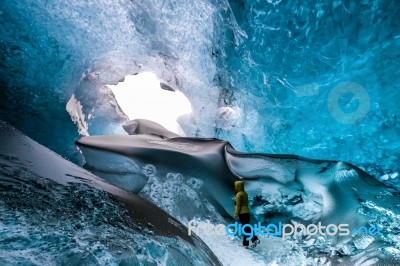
<box><xmin>234</xmin><ymin>180</ymin><xmax>250</xmax><ymax>217</ymax></box>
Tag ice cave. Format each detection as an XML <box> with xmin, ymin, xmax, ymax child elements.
<box><xmin>0</xmin><ymin>0</ymin><xmax>399</xmax><ymax>265</ymax></box>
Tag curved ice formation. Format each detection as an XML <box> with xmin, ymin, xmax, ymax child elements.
<box><xmin>0</xmin><ymin>121</ymin><xmax>221</xmax><ymax>265</ymax></box>
<box><xmin>77</xmin><ymin>119</ymin><xmax>400</xmax><ymax>265</ymax></box>
<box><xmin>1</xmin><ymin>0</ymin><xmax>399</xmax><ymax>176</ymax></box>
<box><xmin>77</xmin><ymin>127</ymin><xmax>237</xmax><ymax>218</ymax></box>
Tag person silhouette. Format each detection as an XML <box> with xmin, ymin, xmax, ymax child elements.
<box><xmin>234</xmin><ymin>180</ymin><xmax>260</xmax><ymax>248</ymax></box>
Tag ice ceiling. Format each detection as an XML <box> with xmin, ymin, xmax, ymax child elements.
<box><xmin>0</xmin><ymin>0</ymin><xmax>399</xmax><ymax>177</ymax></box>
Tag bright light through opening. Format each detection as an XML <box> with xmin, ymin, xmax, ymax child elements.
<box><xmin>107</xmin><ymin>72</ymin><xmax>192</xmax><ymax>135</ymax></box>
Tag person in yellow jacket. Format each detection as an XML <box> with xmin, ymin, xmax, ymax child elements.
<box><xmin>234</xmin><ymin>180</ymin><xmax>260</xmax><ymax>248</ymax></box>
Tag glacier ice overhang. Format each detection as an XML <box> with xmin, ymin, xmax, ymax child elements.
<box><xmin>0</xmin><ymin>0</ymin><xmax>224</xmax><ymax>162</ymax></box>
<box><xmin>0</xmin><ymin>0</ymin><xmax>399</xmax><ymax>176</ymax></box>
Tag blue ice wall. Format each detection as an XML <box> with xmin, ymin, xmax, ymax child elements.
<box><xmin>213</xmin><ymin>0</ymin><xmax>400</xmax><ymax>176</ymax></box>
<box><xmin>0</xmin><ymin>0</ymin><xmax>136</xmax><ymax>161</ymax></box>
<box><xmin>0</xmin><ymin>0</ymin><xmax>398</xmax><ymax>176</ymax></box>
<box><xmin>0</xmin><ymin>0</ymin><xmax>223</xmax><ymax>162</ymax></box>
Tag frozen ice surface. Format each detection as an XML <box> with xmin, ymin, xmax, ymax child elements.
<box><xmin>353</xmin><ymin>236</ymin><xmax>374</xmax><ymax>250</ymax></box>
<box><xmin>0</xmin><ymin>122</ymin><xmax>221</xmax><ymax>265</ymax></box>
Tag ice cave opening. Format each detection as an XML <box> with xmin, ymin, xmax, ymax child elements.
<box><xmin>1</xmin><ymin>0</ymin><xmax>400</xmax><ymax>265</ymax></box>
<box><xmin>107</xmin><ymin>72</ymin><xmax>192</xmax><ymax>135</ymax></box>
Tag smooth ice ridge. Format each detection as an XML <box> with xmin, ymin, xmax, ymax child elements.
<box><xmin>76</xmin><ymin>119</ymin><xmax>400</xmax><ymax>265</ymax></box>
<box><xmin>0</xmin><ymin>121</ymin><xmax>221</xmax><ymax>266</ymax></box>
